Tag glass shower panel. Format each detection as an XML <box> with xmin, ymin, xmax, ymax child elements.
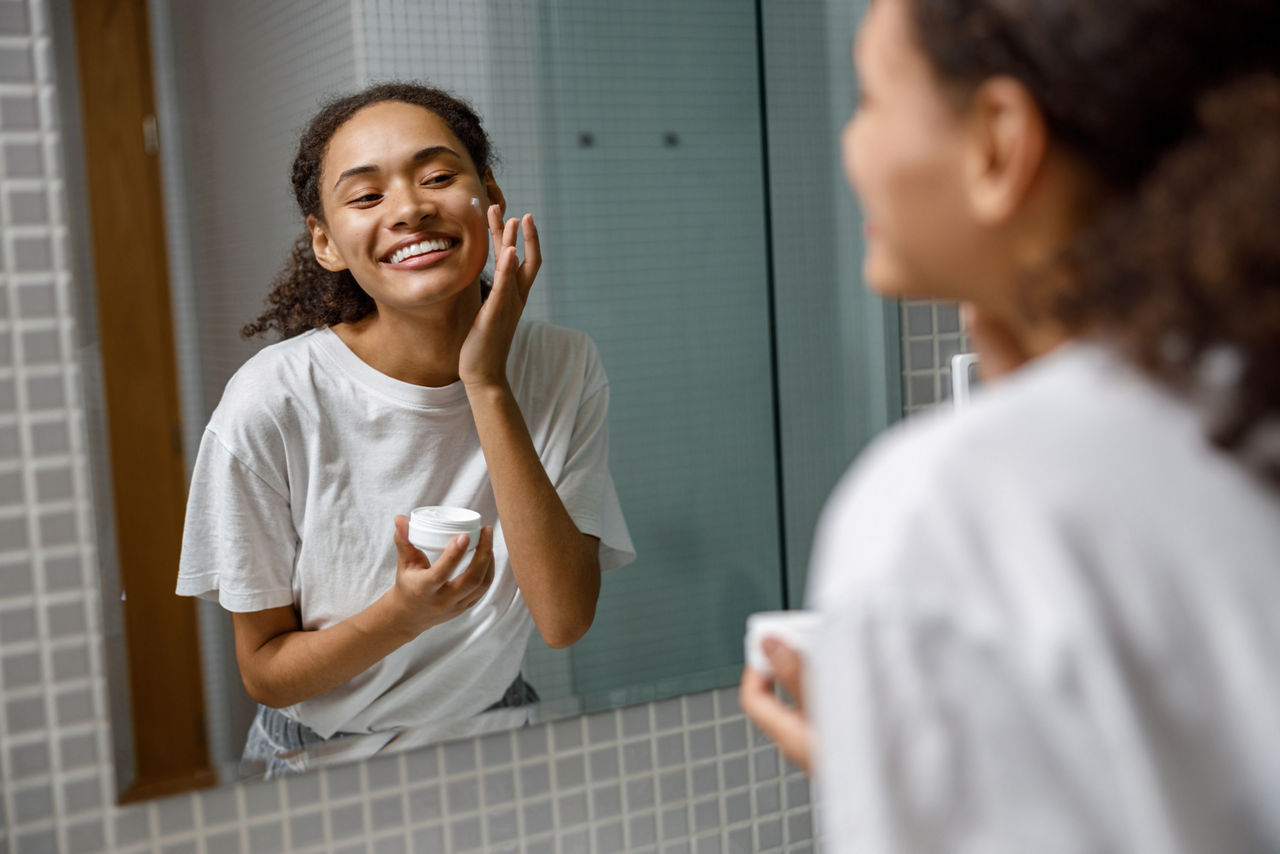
<box><xmin>534</xmin><ymin>0</ymin><xmax>784</xmax><ymax>703</ymax></box>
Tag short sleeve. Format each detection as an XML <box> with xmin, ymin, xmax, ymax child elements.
<box><xmin>554</xmin><ymin>349</ymin><xmax>635</xmax><ymax>573</ymax></box>
<box><xmin>175</xmin><ymin>428</ymin><xmax>298</xmax><ymax>612</ymax></box>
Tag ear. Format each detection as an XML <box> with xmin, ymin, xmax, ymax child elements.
<box><xmin>307</xmin><ymin>214</ymin><xmax>348</xmax><ymax>272</ymax></box>
<box><xmin>482</xmin><ymin>167</ymin><xmax>506</xmax><ymax>217</ymax></box>
<box><xmin>961</xmin><ymin>76</ymin><xmax>1048</xmax><ymax>226</ymax></box>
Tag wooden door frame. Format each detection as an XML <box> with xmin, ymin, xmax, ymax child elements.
<box><xmin>59</xmin><ymin>0</ymin><xmax>214</xmax><ymax>802</ymax></box>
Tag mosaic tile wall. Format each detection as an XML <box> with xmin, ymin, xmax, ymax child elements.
<box><xmin>0</xmin><ymin>0</ymin><xmax>819</xmax><ymax>852</ymax></box>
<box><xmin>900</xmin><ymin>300</ymin><xmax>969</xmax><ymax>415</ymax></box>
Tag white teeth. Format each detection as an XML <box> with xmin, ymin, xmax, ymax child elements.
<box><xmin>388</xmin><ymin>238</ymin><xmax>453</xmax><ymax>264</ymax></box>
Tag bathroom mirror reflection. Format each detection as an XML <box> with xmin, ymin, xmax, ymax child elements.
<box><xmin>69</xmin><ymin>0</ymin><xmax>900</xmax><ymax>797</ymax></box>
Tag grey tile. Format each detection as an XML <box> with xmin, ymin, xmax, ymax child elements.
<box><xmin>283</xmin><ymin>768</ymin><xmax>321</xmax><ymax>807</ymax></box>
<box><xmin>907</xmin><ymin>338</ymin><xmax>934</xmax><ymax>371</ymax></box>
<box><xmin>0</xmin><ymin>3</ymin><xmax>30</xmax><ymax>35</ymax></box>
<box><xmin>938</xmin><ymin>334</ymin><xmax>965</xmax><ymax>367</ymax></box>
<box><xmin>8</xmin><ymin>190</ymin><xmax>48</xmax><ymax>225</ymax></box>
<box><xmin>629</xmin><ymin>812</ymin><xmax>658</xmax><ymax>848</ymax></box>
<box><xmin>247</xmin><ymin>820</ymin><xmax>284</xmax><ymax>854</ymax></box>
<box><xmin>37</xmin><ymin>509</ymin><xmax>77</xmax><ymax>547</ymax></box>
<box><xmin>0</xmin><ymin>470</ymin><xmax>23</xmax><ymax>505</ymax></box>
<box><xmin>556</xmin><ymin>789</ymin><xmax>588</xmax><ymax>827</ymax></box>
<box><xmin>592</xmin><ymin>781</ymin><xmax>622</xmax><ymax>819</ymax></box>
<box><xmin>625</xmin><ymin>775</ymin><xmax>656</xmax><ymax>811</ymax></box>
<box><xmin>404</xmin><ymin>744</ymin><xmax>440</xmax><ymax>781</ymax></box>
<box><xmin>62</xmin><ymin>775</ymin><xmax>102</xmax><ymax>813</ymax></box>
<box><xmin>621</xmin><ymin>703</ymin><xmax>651</xmax><ymax>737</ymax></box>
<box><xmin>684</xmin><ymin>693</ymin><xmax>715</xmax><ymax>724</ymax></box>
<box><xmin>784</xmin><ymin>776</ymin><xmax>811</xmax><ymax>809</ymax></box>
<box><xmin>332</xmin><ymin>843</ymin><xmax>366</xmax><ymax>854</ymax></box>
<box><xmin>242</xmin><ymin>778</ymin><xmax>281</xmax><ymax>817</ymax></box>
<box><xmin>905</xmin><ymin>304</ymin><xmax>934</xmax><ymax>336</ymax></box>
<box><xmin>0</xmin><ymin>560</ymin><xmax>34</xmax><ymax>598</ymax></box>
<box><xmin>660</xmin><ymin>805</ymin><xmax>689</xmax><ymax>840</ymax></box>
<box><xmin>3</xmin><ymin>650</ymin><xmax>42</xmax><ymax>687</ymax></box>
<box><xmin>694</xmin><ymin>833</ymin><xmax>723</xmax><ymax>854</ymax></box>
<box><xmin>688</xmin><ymin>725</ymin><xmax>717</xmax><ymax>762</ymax></box>
<box><xmin>13</xmin><ymin>783</ymin><xmax>54</xmax><ymax>822</ymax></box>
<box><xmin>46</xmin><ymin>600</ymin><xmax>85</xmax><ymax>637</ymax></box>
<box><xmin>43</xmin><ymin>555</ymin><xmax>81</xmax><ymax>591</ymax></box>
<box><xmin>200</xmin><ymin>784</ymin><xmax>240</xmax><ymax>825</ymax></box>
<box><xmin>595</xmin><ymin>820</ymin><xmax>626</xmax><ymax>853</ymax></box>
<box><xmin>442</xmin><ymin>739</ymin><xmax>477</xmax><ymax>775</ymax></box>
<box><xmin>65</xmin><ymin>817</ymin><xmax>105</xmax><ymax>854</ymax></box>
<box><xmin>786</xmin><ymin>810</ymin><xmax>813</xmax><ymax>843</ymax></box>
<box><xmin>16</xmin><ymin>283</ymin><xmax>56</xmax><ymax>318</ymax></box>
<box><xmin>936</xmin><ymin>302</ymin><xmax>961</xmax><ymax>333</ymax></box>
<box><xmin>58</xmin><ymin>731</ymin><xmax>98</xmax><ymax>771</ymax></box>
<box><xmin>555</xmin><ymin>753</ymin><xmax>585</xmax><ymax>788</ymax></box>
<box><xmin>479</xmin><ymin>730</ymin><xmax>512</xmax><ymax>766</ymax></box>
<box><xmin>4</xmin><ymin>142</ymin><xmax>43</xmax><ymax>179</ymax></box>
<box><xmin>25</xmin><ymin>374</ymin><xmax>63</xmax><ymax>410</ymax></box>
<box><xmin>908</xmin><ymin>373</ymin><xmax>937</xmax><ymax>408</ymax></box>
<box><xmin>586</xmin><ymin>709</ymin><xmax>618</xmax><ymax>743</ymax></box>
<box><xmin>112</xmin><ymin>807</ymin><xmax>151</xmax><ymax>846</ymax></box>
<box><xmin>482</xmin><ymin>768</ymin><xmax>515</xmax><ymax>805</ymax></box>
<box><xmin>6</xmin><ymin>695</ymin><xmax>45</xmax><ymax>733</ymax></box>
<box><xmin>724</xmin><ymin>790</ymin><xmax>750</xmax><ymax>824</ymax></box>
<box><xmin>0</xmin><ymin>46</ymin><xmax>33</xmax><ymax>83</ymax></box>
<box><xmin>30</xmin><ymin>421</ymin><xmax>70</xmax><ymax>456</ymax></box>
<box><xmin>0</xmin><ymin>96</ymin><xmax>37</xmax><ymax>131</ymax></box>
<box><xmin>653</xmin><ymin>697</ymin><xmax>683</xmax><ymax>730</ymax></box>
<box><xmin>589</xmin><ymin>745</ymin><xmax>620</xmax><ymax>781</ymax></box>
<box><xmin>288</xmin><ymin>811</ymin><xmax>325</xmax><ymax>849</ymax></box>
<box><xmin>691</xmin><ymin>762</ymin><xmax>718</xmax><ymax>797</ymax></box>
<box><xmin>14</xmin><ymin>237</ymin><xmax>52</xmax><ymax>272</ymax></box>
<box><xmin>523</xmin><ymin>836</ymin><xmax>554</xmax><ymax>854</ymax></box>
<box><xmin>515</xmin><ymin>724</ymin><xmax>548</xmax><ymax>759</ymax></box>
<box><xmin>693</xmin><ymin>797</ymin><xmax>720</xmax><ymax>834</ymax></box>
<box><xmin>753</xmin><ymin>748</ymin><xmax>780</xmax><ymax>781</ymax></box>
<box><xmin>21</xmin><ymin>329</ymin><xmax>59</xmax><ymax>366</ymax></box>
<box><xmin>15</xmin><ymin>828</ymin><xmax>57</xmax><ymax>854</ymax></box>
<box><xmin>718</xmin><ymin>720</ymin><xmax>747</xmax><ymax>754</ymax></box>
<box><xmin>662</xmin><ymin>842</ymin><xmax>691</xmax><ymax>854</ymax></box>
<box><xmin>324</xmin><ymin>762</ymin><xmax>363</xmax><ymax>800</ymax></box>
<box><xmin>559</xmin><ymin>827</ymin><xmax>590</xmax><ymax>854</ymax></box>
<box><xmin>552</xmin><ymin>716</ymin><xmax>583</xmax><ymax>751</ymax></box>
<box><xmin>623</xmin><ymin>738</ymin><xmax>654</xmax><ymax>775</ymax></box>
<box><xmin>366</xmin><ymin>753</ymin><xmax>402</xmax><ymax>790</ymax></box>
<box><xmin>0</xmin><ymin>517</ymin><xmax>29</xmax><ymax>554</ymax></box>
<box><xmin>445</xmin><ymin>777</ymin><xmax>479</xmax><ymax>813</ymax></box>
<box><xmin>518</xmin><ymin>760</ymin><xmax>551</xmax><ymax>798</ymax></box>
<box><xmin>409</xmin><ymin>825</ymin><xmax>444</xmax><ymax>852</ymax></box>
<box><xmin>11</xmin><ymin>740</ymin><xmax>50</xmax><ymax>776</ymax></box>
<box><xmin>1</xmin><ymin>606</ymin><xmax>38</xmax><ymax>643</ymax></box>
<box><xmin>756</xmin><ymin>816</ymin><xmax>783</xmax><ymax>849</ymax></box>
<box><xmin>659</xmin><ymin>769</ymin><xmax>687</xmax><ymax>803</ymax></box>
<box><xmin>0</xmin><ymin>424</ymin><xmax>20</xmax><ymax>458</ymax></box>
<box><xmin>407</xmin><ymin>782</ymin><xmax>441</xmax><ymax>821</ymax></box>
<box><xmin>521</xmin><ymin>797</ymin><xmax>553</xmax><ymax>836</ymax></box>
<box><xmin>449</xmin><ymin>815</ymin><xmax>482</xmax><ymax>852</ymax></box>
<box><xmin>726</xmin><ymin>826</ymin><xmax>753</xmax><ymax>853</ymax></box>
<box><xmin>35</xmin><ymin>467</ymin><xmax>73</xmax><ymax>502</ymax></box>
<box><xmin>205</xmin><ymin>829</ymin><xmax>241</xmax><ymax>854</ymax></box>
<box><xmin>52</xmin><ymin>645</ymin><xmax>89</xmax><ymax>680</ymax></box>
<box><xmin>328</xmin><ymin>802</ymin><xmax>364</xmax><ymax>840</ymax></box>
<box><xmin>657</xmin><ymin>733</ymin><xmax>686</xmax><ymax>768</ymax></box>
<box><xmin>372</xmin><ymin>833</ymin><xmax>407</xmax><ymax>854</ymax></box>
<box><xmin>370</xmin><ymin>792</ymin><xmax>403</xmax><ymax>827</ymax></box>
<box><xmin>162</xmin><ymin>840</ymin><xmax>198</xmax><ymax>854</ymax></box>
<box><xmin>486</xmin><ymin>805</ymin><xmax>518</xmax><ymax>845</ymax></box>
<box><xmin>754</xmin><ymin>781</ymin><xmax>780</xmax><ymax>816</ymax></box>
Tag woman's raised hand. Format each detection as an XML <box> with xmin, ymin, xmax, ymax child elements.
<box><xmin>387</xmin><ymin>515</ymin><xmax>495</xmax><ymax>637</ymax></box>
<box><xmin>459</xmin><ymin>206</ymin><xmax>541</xmax><ymax>389</ymax></box>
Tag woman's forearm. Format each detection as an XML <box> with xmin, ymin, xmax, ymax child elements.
<box><xmin>466</xmin><ymin>381</ymin><xmax>601</xmax><ymax>647</ymax></box>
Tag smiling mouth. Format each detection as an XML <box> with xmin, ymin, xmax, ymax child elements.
<box><xmin>384</xmin><ymin>237</ymin><xmax>459</xmax><ymax>265</ymax></box>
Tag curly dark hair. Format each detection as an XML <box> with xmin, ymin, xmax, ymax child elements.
<box><xmin>242</xmin><ymin>82</ymin><xmax>494</xmax><ymax>340</ymax></box>
<box><xmin>906</xmin><ymin>0</ymin><xmax>1280</xmax><ymax>481</ymax></box>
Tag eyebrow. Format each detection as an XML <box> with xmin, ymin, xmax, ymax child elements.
<box><xmin>331</xmin><ymin>145</ymin><xmax>462</xmax><ymax>190</ymax></box>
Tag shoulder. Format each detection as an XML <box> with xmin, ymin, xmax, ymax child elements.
<box><xmin>205</xmin><ymin>329</ymin><xmax>329</xmax><ymax>449</ymax></box>
<box><xmin>510</xmin><ymin>320</ymin><xmax>606</xmax><ymax>395</ymax></box>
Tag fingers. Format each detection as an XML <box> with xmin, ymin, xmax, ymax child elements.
<box><xmin>393</xmin><ymin>515</ymin><xmax>429</xmax><ymax>567</ymax></box>
<box><xmin>738</xmin><ymin>666</ymin><xmax>814</xmax><ymax>775</ymax></box>
<box><xmin>762</xmin><ymin>638</ymin><xmax>806</xmax><ymax>712</ymax></box>
<box><xmin>487</xmin><ymin>204</ymin><xmax>504</xmax><ymax>250</ymax></box>
<box><xmin>519</xmin><ymin>214</ymin><xmax>540</xmax><ymax>299</ymax></box>
<box><xmin>449</xmin><ymin>526</ymin><xmax>495</xmax><ymax>594</ymax></box>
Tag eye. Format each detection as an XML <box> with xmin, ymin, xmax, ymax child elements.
<box><xmin>421</xmin><ymin>172</ymin><xmax>456</xmax><ymax>187</ymax></box>
<box><xmin>349</xmin><ymin>192</ymin><xmax>382</xmax><ymax>206</ymax></box>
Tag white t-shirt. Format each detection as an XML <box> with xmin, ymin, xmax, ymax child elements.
<box><xmin>807</xmin><ymin>342</ymin><xmax>1280</xmax><ymax>854</ymax></box>
<box><xmin>177</xmin><ymin>320</ymin><xmax>635</xmax><ymax>738</ymax></box>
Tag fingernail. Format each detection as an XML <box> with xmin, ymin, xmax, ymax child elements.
<box><xmin>454</xmin><ymin>534</ymin><xmax>470</xmax><ymax>548</ymax></box>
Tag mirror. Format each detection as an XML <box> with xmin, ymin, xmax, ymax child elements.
<box><xmin>66</xmin><ymin>0</ymin><xmax>900</xmax><ymax>796</ymax></box>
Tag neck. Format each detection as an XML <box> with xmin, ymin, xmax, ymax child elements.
<box><xmin>332</xmin><ymin>283</ymin><xmax>482</xmax><ymax>386</ymax></box>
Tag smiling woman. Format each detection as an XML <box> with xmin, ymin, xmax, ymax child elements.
<box><xmin>175</xmin><ymin>84</ymin><xmax>636</xmax><ymax>777</ymax></box>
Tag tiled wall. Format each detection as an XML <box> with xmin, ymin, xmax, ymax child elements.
<box><xmin>900</xmin><ymin>300</ymin><xmax>968</xmax><ymax>415</ymax></box>
<box><xmin>0</xmin><ymin>1</ymin><xmax>819</xmax><ymax>852</ymax></box>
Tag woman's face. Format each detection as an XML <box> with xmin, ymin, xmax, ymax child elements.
<box><xmin>309</xmin><ymin>101</ymin><xmax>500</xmax><ymax>314</ymax></box>
<box><xmin>842</xmin><ymin>0</ymin><xmax>985</xmax><ymax>301</ymax></box>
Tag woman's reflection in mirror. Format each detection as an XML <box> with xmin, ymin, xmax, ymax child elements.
<box><xmin>175</xmin><ymin>83</ymin><xmax>635</xmax><ymax>778</ymax></box>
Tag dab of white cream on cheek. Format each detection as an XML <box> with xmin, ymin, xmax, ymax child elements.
<box><xmin>471</xmin><ymin>196</ymin><xmax>483</xmax><ymax>219</ymax></box>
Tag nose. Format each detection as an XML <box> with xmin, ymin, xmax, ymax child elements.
<box><xmin>387</xmin><ymin>180</ymin><xmax>435</xmax><ymax>228</ymax></box>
